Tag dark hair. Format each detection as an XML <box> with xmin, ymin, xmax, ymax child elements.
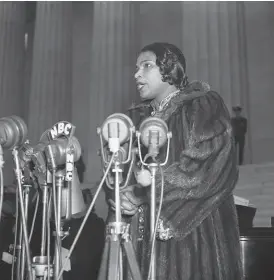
<box><xmin>140</xmin><ymin>42</ymin><xmax>189</xmax><ymax>89</ymax></box>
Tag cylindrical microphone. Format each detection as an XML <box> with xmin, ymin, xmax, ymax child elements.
<box><xmin>138</xmin><ymin>117</ymin><xmax>169</xmax><ymax>158</ymax></box>
<box><xmin>53</xmin><ymin>168</ymin><xmax>86</xmax><ymax>220</ymax></box>
<box><xmin>45</xmin><ymin>136</ymin><xmax>81</xmax><ymax>167</ymax></box>
<box><xmin>0</xmin><ymin>116</ymin><xmax>28</xmax><ymax>149</ymax></box>
<box><xmin>17</xmin><ymin>141</ymin><xmax>35</xmax><ymax>169</ymax></box>
<box><xmin>98</xmin><ymin>113</ymin><xmax>134</xmax><ymax>153</ymax></box>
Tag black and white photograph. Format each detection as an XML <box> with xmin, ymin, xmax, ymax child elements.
<box><xmin>0</xmin><ymin>1</ymin><xmax>274</xmax><ymax>280</ymax></box>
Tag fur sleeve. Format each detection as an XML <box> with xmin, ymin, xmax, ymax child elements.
<box><xmin>155</xmin><ymin>91</ymin><xmax>239</xmax><ymax>239</ymax></box>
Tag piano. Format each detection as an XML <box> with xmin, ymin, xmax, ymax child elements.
<box><xmin>236</xmin><ymin>204</ymin><xmax>274</xmax><ymax>280</ymax></box>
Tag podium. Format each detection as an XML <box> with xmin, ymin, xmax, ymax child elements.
<box><xmin>240</xmin><ymin>228</ymin><xmax>274</xmax><ymax>280</ymax></box>
<box><xmin>236</xmin><ymin>205</ymin><xmax>274</xmax><ymax>280</ymax></box>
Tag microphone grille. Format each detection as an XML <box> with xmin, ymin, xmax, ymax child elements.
<box><xmin>0</xmin><ymin>115</ymin><xmax>28</xmax><ymax>149</ymax></box>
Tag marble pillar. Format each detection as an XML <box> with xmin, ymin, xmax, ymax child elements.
<box><xmin>80</xmin><ymin>2</ymin><xmax>140</xmax><ymax>219</ymax></box>
<box><xmin>27</xmin><ymin>2</ymin><xmax>73</xmax><ymax>144</ymax></box>
<box><xmin>181</xmin><ymin>2</ymin><xmax>251</xmax><ymax>163</ymax></box>
<box><xmin>23</xmin><ymin>2</ymin><xmax>36</xmax><ymax>122</ymax></box>
<box><xmin>87</xmin><ymin>2</ymin><xmax>140</xmax><ymax>186</ymax></box>
<box><xmin>181</xmin><ymin>2</ymin><xmax>246</xmax><ymax>111</ymax></box>
<box><xmin>0</xmin><ymin>2</ymin><xmax>26</xmax><ymax>184</ymax></box>
<box><xmin>0</xmin><ymin>2</ymin><xmax>26</xmax><ymax>118</ymax></box>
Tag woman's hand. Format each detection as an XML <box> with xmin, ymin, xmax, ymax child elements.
<box><xmin>107</xmin><ymin>185</ymin><xmax>148</xmax><ymax>216</ymax></box>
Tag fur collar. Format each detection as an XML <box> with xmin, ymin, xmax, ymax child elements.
<box><xmin>128</xmin><ymin>80</ymin><xmax>211</xmax><ymax>112</ymax></box>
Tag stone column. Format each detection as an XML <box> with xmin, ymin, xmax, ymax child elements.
<box><xmin>0</xmin><ymin>2</ymin><xmax>26</xmax><ymax>184</ymax></box>
<box><xmin>181</xmin><ymin>2</ymin><xmax>251</xmax><ymax>164</ymax></box>
<box><xmin>181</xmin><ymin>2</ymin><xmax>245</xmax><ymax>112</ymax></box>
<box><xmin>87</xmin><ymin>2</ymin><xmax>140</xmax><ymax>183</ymax></box>
<box><xmin>84</xmin><ymin>2</ymin><xmax>140</xmax><ymax>219</ymax></box>
<box><xmin>27</xmin><ymin>2</ymin><xmax>73</xmax><ymax>143</ymax></box>
<box><xmin>0</xmin><ymin>2</ymin><xmax>26</xmax><ymax>118</ymax></box>
<box><xmin>23</xmin><ymin>2</ymin><xmax>36</xmax><ymax>122</ymax></box>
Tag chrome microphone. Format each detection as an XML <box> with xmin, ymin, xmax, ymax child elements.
<box><xmin>0</xmin><ymin>116</ymin><xmax>28</xmax><ymax>150</ymax></box>
<box><xmin>97</xmin><ymin>113</ymin><xmax>135</xmax><ymax>157</ymax></box>
<box><xmin>138</xmin><ymin>117</ymin><xmax>170</xmax><ymax>158</ymax></box>
<box><xmin>97</xmin><ymin>113</ymin><xmax>136</xmax><ymax>190</ymax></box>
<box><xmin>54</xmin><ymin>168</ymin><xmax>86</xmax><ymax>220</ymax></box>
<box><xmin>135</xmin><ymin>117</ymin><xmax>172</xmax><ymax>187</ymax></box>
<box><xmin>17</xmin><ymin>141</ymin><xmax>34</xmax><ymax>169</ymax></box>
<box><xmin>136</xmin><ymin>118</ymin><xmax>172</xmax><ymax>280</ymax></box>
<box><xmin>45</xmin><ymin>136</ymin><xmax>81</xmax><ymax>168</ymax></box>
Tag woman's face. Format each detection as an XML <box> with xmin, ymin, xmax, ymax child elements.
<box><xmin>134</xmin><ymin>51</ymin><xmax>170</xmax><ymax>101</ymax></box>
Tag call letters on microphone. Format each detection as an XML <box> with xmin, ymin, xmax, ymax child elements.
<box><xmin>47</xmin><ymin>121</ymin><xmax>76</xmax><ymax>181</ymax></box>
<box><xmin>49</xmin><ymin>121</ymin><xmax>75</xmax><ymax>140</ymax></box>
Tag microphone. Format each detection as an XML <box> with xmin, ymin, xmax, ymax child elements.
<box><xmin>17</xmin><ymin>141</ymin><xmax>34</xmax><ymax>169</ymax></box>
<box><xmin>55</xmin><ymin>168</ymin><xmax>86</xmax><ymax>220</ymax></box>
<box><xmin>138</xmin><ymin>117</ymin><xmax>169</xmax><ymax>158</ymax></box>
<box><xmin>0</xmin><ymin>116</ymin><xmax>28</xmax><ymax>150</ymax></box>
<box><xmin>136</xmin><ymin>117</ymin><xmax>172</xmax><ymax>280</ymax></box>
<box><xmin>31</xmin><ymin>146</ymin><xmax>48</xmax><ymax>184</ymax></box>
<box><xmin>98</xmin><ymin>113</ymin><xmax>135</xmax><ymax>154</ymax></box>
<box><xmin>98</xmin><ymin>113</ymin><xmax>137</xmax><ymax>191</ymax></box>
<box><xmin>45</xmin><ymin>136</ymin><xmax>81</xmax><ymax>168</ymax></box>
<box><xmin>135</xmin><ymin>117</ymin><xmax>172</xmax><ymax>187</ymax></box>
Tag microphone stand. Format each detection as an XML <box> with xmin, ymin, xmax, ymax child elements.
<box><xmin>53</xmin><ymin>171</ymin><xmax>65</xmax><ymax>280</ymax></box>
<box><xmin>18</xmin><ymin>184</ymin><xmax>31</xmax><ymax>280</ymax></box>
<box><xmin>47</xmin><ymin>148</ymin><xmax>70</xmax><ymax>280</ymax></box>
<box><xmin>32</xmin><ymin>179</ymin><xmax>52</xmax><ymax>280</ymax></box>
<box><xmin>97</xmin><ymin>125</ymin><xmax>142</xmax><ymax>280</ymax></box>
<box><xmin>136</xmin><ymin>131</ymin><xmax>172</xmax><ymax>280</ymax></box>
<box><xmin>12</xmin><ymin>148</ymin><xmax>34</xmax><ymax>280</ymax></box>
<box><xmin>0</xmin><ymin>145</ymin><xmax>4</xmax><ymax>222</ymax></box>
<box><xmin>31</xmin><ymin>149</ymin><xmax>53</xmax><ymax>280</ymax></box>
<box><xmin>98</xmin><ymin>154</ymin><xmax>142</xmax><ymax>280</ymax></box>
<box><xmin>148</xmin><ymin>163</ymin><xmax>157</xmax><ymax>280</ymax></box>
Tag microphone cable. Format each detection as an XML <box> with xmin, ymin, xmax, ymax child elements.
<box><xmin>0</xmin><ymin>145</ymin><xmax>4</xmax><ymax>222</ymax></box>
<box><xmin>147</xmin><ymin>160</ymin><xmax>164</xmax><ymax>280</ymax></box>
<box><xmin>11</xmin><ymin>187</ymin><xmax>19</xmax><ymax>280</ymax></box>
<box><xmin>47</xmin><ymin>189</ymin><xmax>52</xmax><ymax>280</ymax></box>
<box><xmin>57</xmin><ymin>152</ymin><xmax>116</xmax><ymax>280</ymax></box>
<box><xmin>29</xmin><ymin>190</ymin><xmax>40</xmax><ymax>242</ymax></box>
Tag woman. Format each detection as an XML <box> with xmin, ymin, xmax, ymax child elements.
<box><xmin>108</xmin><ymin>42</ymin><xmax>243</xmax><ymax>280</ymax></box>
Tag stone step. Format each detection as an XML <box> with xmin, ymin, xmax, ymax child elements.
<box><xmin>233</xmin><ymin>188</ymin><xmax>262</xmax><ymax>198</ymax></box>
<box><xmin>237</xmin><ymin>174</ymin><xmax>274</xmax><ymax>186</ymax></box>
<box><xmin>253</xmin><ymin>209</ymin><xmax>274</xmax><ymax>216</ymax></box>
<box><xmin>253</xmin><ymin>217</ymin><xmax>271</xmax><ymax>227</ymax></box>
<box><xmin>262</xmin><ymin>187</ymin><xmax>274</xmax><ymax>195</ymax></box>
<box><xmin>239</xmin><ymin>162</ymin><xmax>274</xmax><ymax>172</ymax></box>
<box><xmin>235</xmin><ymin>162</ymin><xmax>274</xmax><ymax>228</ymax></box>
<box><xmin>250</xmin><ymin>196</ymin><xmax>274</xmax><ymax>208</ymax></box>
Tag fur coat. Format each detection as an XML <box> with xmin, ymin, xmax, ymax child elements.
<box><xmin>106</xmin><ymin>81</ymin><xmax>243</xmax><ymax>280</ymax></box>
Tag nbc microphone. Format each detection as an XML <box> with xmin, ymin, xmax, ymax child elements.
<box><xmin>44</xmin><ymin>136</ymin><xmax>82</xmax><ymax>169</ymax></box>
<box><xmin>44</xmin><ymin>134</ymin><xmax>85</xmax><ymax>220</ymax></box>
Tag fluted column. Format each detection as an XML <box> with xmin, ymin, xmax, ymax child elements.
<box><xmin>86</xmin><ymin>2</ymin><xmax>140</xmax><ymax>188</ymax></box>
<box><xmin>181</xmin><ymin>2</ymin><xmax>251</xmax><ymax>164</ymax></box>
<box><xmin>27</xmin><ymin>2</ymin><xmax>72</xmax><ymax>143</ymax></box>
<box><xmin>0</xmin><ymin>2</ymin><xmax>26</xmax><ymax>118</ymax></box>
<box><xmin>181</xmin><ymin>2</ymin><xmax>245</xmax><ymax>112</ymax></box>
<box><xmin>23</xmin><ymin>3</ymin><xmax>36</xmax><ymax>122</ymax></box>
<box><xmin>0</xmin><ymin>2</ymin><xmax>26</xmax><ymax>184</ymax></box>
